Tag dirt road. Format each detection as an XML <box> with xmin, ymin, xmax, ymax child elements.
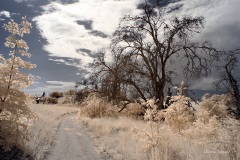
<box><xmin>46</xmin><ymin>114</ymin><xmax>102</xmax><ymax>160</ymax></box>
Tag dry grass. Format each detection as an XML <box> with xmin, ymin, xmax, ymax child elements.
<box><xmin>26</xmin><ymin>104</ymin><xmax>79</xmax><ymax>160</ymax></box>
<box><xmin>78</xmin><ymin>95</ymin><xmax>240</xmax><ymax>160</ymax></box>
<box><xmin>80</xmin><ymin>116</ymin><xmax>148</xmax><ymax>160</ymax></box>
<box><xmin>80</xmin><ymin>116</ymin><xmax>240</xmax><ymax>160</ymax></box>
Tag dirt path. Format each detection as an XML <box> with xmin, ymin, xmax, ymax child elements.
<box><xmin>46</xmin><ymin>114</ymin><xmax>102</xmax><ymax>160</ymax></box>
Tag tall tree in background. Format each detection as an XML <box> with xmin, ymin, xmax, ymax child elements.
<box><xmin>215</xmin><ymin>49</ymin><xmax>240</xmax><ymax>118</ymax></box>
<box><xmin>91</xmin><ymin>50</ymin><xmax>128</xmax><ymax>102</ymax></box>
<box><xmin>93</xmin><ymin>1</ymin><xmax>218</xmax><ymax>109</ymax></box>
<box><xmin>0</xmin><ymin>17</ymin><xmax>36</xmax><ymax>151</ymax></box>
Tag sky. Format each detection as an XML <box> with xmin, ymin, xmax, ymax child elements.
<box><xmin>0</xmin><ymin>0</ymin><xmax>240</xmax><ymax>96</ymax></box>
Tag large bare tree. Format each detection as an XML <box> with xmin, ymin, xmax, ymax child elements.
<box><xmin>114</xmin><ymin>2</ymin><xmax>219</xmax><ymax>108</ymax></box>
<box><xmin>93</xmin><ymin>1</ymin><xmax>218</xmax><ymax>109</ymax></box>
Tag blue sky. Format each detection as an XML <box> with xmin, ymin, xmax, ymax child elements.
<box><xmin>0</xmin><ymin>0</ymin><xmax>240</xmax><ymax>96</ymax></box>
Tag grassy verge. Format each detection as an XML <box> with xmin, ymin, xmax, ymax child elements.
<box><xmin>80</xmin><ymin>116</ymin><xmax>240</xmax><ymax>160</ymax></box>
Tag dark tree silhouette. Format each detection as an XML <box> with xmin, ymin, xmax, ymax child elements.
<box><xmin>215</xmin><ymin>49</ymin><xmax>240</xmax><ymax>118</ymax></box>
<box><xmin>92</xmin><ymin>1</ymin><xmax>218</xmax><ymax>109</ymax></box>
<box><xmin>91</xmin><ymin>50</ymin><xmax>129</xmax><ymax>102</ymax></box>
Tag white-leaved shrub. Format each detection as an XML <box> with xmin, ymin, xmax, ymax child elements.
<box><xmin>80</xmin><ymin>92</ymin><xmax>240</xmax><ymax>160</ymax></box>
<box><xmin>134</xmin><ymin>82</ymin><xmax>240</xmax><ymax>160</ymax></box>
<box><xmin>0</xmin><ymin>17</ymin><xmax>35</xmax><ymax>151</ymax></box>
<box><xmin>143</xmin><ymin>99</ymin><xmax>159</xmax><ymax>121</ymax></box>
<box><xmin>199</xmin><ymin>93</ymin><xmax>230</xmax><ymax>119</ymax></box>
<box><xmin>79</xmin><ymin>93</ymin><xmax>118</xmax><ymax>118</ymax></box>
<box><xmin>165</xmin><ymin>95</ymin><xmax>195</xmax><ymax>132</ymax></box>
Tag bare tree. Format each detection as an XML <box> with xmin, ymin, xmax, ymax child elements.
<box><xmin>91</xmin><ymin>50</ymin><xmax>128</xmax><ymax>102</ymax></box>
<box><xmin>215</xmin><ymin>49</ymin><xmax>240</xmax><ymax>118</ymax></box>
<box><xmin>105</xmin><ymin>1</ymin><xmax>218</xmax><ymax>109</ymax></box>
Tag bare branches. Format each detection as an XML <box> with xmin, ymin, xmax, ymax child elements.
<box><xmin>214</xmin><ymin>49</ymin><xmax>240</xmax><ymax>118</ymax></box>
<box><xmin>182</xmin><ymin>42</ymin><xmax>220</xmax><ymax>78</ymax></box>
<box><xmin>91</xmin><ymin>1</ymin><xmax>220</xmax><ymax>109</ymax></box>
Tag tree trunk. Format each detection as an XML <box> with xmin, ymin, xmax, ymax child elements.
<box><xmin>226</xmin><ymin>65</ymin><xmax>240</xmax><ymax>118</ymax></box>
<box><xmin>154</xmin><ymin>80</ymin><xmax>165</xmax><ymax>110</ymax></box>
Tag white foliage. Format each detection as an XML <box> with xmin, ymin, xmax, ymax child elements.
<box><xmin>79</xmin><ymin>91</ymin><xmax>240</xmax><ymax>160</ymax></box>
<box><xmin>199</xmin><ymin>94</ymin><xmax>230</xmax><ymax>119</ymax></box>
<box><xmin>0</xmin><ymin>17</ymin><xmax>35</xmax><ymax>151</ymax></box>
<box><xmin>165</xmin><ymin>95</ymin><xmax>194</xmax><ymax>132</ymax></box>
<box><xmin>0</xmin><ymin>110</ymin><xmax>12</xmax><ymax>121</ymax></box>
<box><xmin>80</xmin><ymin>93</ymin><xmax>118</xmax><ymax>118</ymax></box>
<box><xmin>174</xmin><ymin>81</ymin><xmax>187</xmax><ymax>96</ymax></box>
<box><xmin>142</xmin><ymin>98</ymin><xmax>159</xmax><ymax>121</ymax></box>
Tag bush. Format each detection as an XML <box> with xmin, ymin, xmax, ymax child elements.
<box><xmin>47</xmin><ymin>97</ymin><xmax>58</xmax><ymax>104</ymax></box>
<box><xmin>50</xmin><ymin>92</ymin><xmax>63</xmax><ymax>99</ymax></box>
<box><xmin>65</xmin><ymin>89</ymin><xmax>76</xmax><ymax>95</ymax></box>
<box><xmin>75</xmin><ymin>90</ymin><xmax>86</xmax><ymax>103</ymax></box>
<box><xmin>79</xmin><ymin>93</ymin><xmax>118</xmax><ymax>118</ymax></box>
<box><xmin>164</xmin><ymin>95</ymin><xmax>195</xmax><ymax>132</ymax></box>
<box><xmin>0</xmin><ymin>17</ymin><xmax>34</xmax><ymax>154</ymax></box>
<box><xmin>199</xmin><ymin>93</ymin><xmax>230</xmax><ymax>119</ymax></box>
<box><xmin>137</xmin><ymin>94</ymin><xmax>240</xmax><ymax>159</ymax></box>
<box><xmin>120</xmin><ymin>102</ymin><xmax>144</xmax><ymax>119</ymax></box>
<box><xmin>61</xmin><ymin>96</ymin><xmax>73</xmax><ymax>104</ymax></box>
<box><xmin>0</xmin><ymin>92</ymin><xmax>34</xmax><ymax>151</ymax></box>
<box><xmin>75</xmin><ymin>89</ymin><xmax>94</xmax><ymax>103</ymax></box>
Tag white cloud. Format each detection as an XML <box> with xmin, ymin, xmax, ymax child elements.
<box><xmin>48</xmin><ymin>58</ymin><xmax>66</xmax><ymax>63</ymax></box>
<box><xmin>162</xmin><ymin>0</ymin><xmax>240</xmax><ymax>89</ymax></box>
<box><xmin>33</xmin><ymin>0</ymin><xmax>142</xmax><ymax>69</ymax></box>
<box><xmin>24</xmin><ymin>80</ymin><xmax>75</xmax><ymax>95</ymax></box>
<box><xmin>32</xmin><ymin>0</ymin><xmax>240</xmax><ymax>91</ymax></box>
<box><xmin>34</xmin><ymin>0</ymin><xmax>240</xmax><ymax>69</ymax></box>
<box><xmin>11</xmin><ymin>13</ymin><xmax>21</xmax><ymax>16</ymax></box>
<box><xmin>163</xmin><ymin>0</ymin><xmax>240</xmax><ymax>50</ymax></box>
<box><xmin>27</xmin><ymin>4</ymin><xmax>34</xmax><ymax>8</ymax></box>
<box><xmin>46</xmin><ymin>80</ymin><xmax>74</xmax><ymax>86</ymax></box>
<box><xmin>44</xmin><ymin>81</ymin><xmax>75</xmax><ymax>93</ymax></box>
<box><xmin>14</xmin><ymin>0</ymin><xmax>35</xmax><ymax>3</ymax></box>
<box><xmin>0</xmin><ymin>11</ymin><xmax>11</xmax><ymax>18</ymax></box>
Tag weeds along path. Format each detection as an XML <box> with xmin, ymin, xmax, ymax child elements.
<box><xmin>46</xmin><ymin>114</ymin><xmax>102</xmax><ymax>160</ymax></box>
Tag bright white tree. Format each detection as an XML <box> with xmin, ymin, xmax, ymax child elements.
<box><xmin>0</xmin><ymin>17</ymin><xmax>36</xmax><ymax>151</ymax></box>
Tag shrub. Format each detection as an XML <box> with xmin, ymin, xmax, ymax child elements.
<box><xmin>80</xmin><ymin>93</ymin><xmax>240</xmax><ymax>160</ymax></box>
<box><xmin>75</xmin><ymin>90</ymin><xmax>87</xmax><ymax>103</ymax></box>
<box><xmin>50</xmin><ymin>92</ymin><xmax>63</xmax><ymax>99</ymax></box>
<box><xmin>164</xmin><ymin>95</ymin><xmax>195</xmax><ymax>132</ymax></box>
<box><xmin>61</xmin><ymin>96</ymin><xmax>73</xmax><ymax>104</ymax></box>
<box><xmin>79</xmin><ymin>93</ymin><xmax>118</xmax><ymax>118</ymax></box>
<box><xmin>65</xmin><ymin>89</ymin><xmax>76</xmax><ymax>95</ymax></box>
<box><xmin>47</xmin><ymin>97</ymin><xmax>58</xmax><ymax>104</ymax></box>
<box><xmin>142</xmin><ymin>99</ymin><xmax>160</xmax><ymax>121</ymax></box>
<box><xmin>0</xmin><ymin>91</ymin><xmax>34</xmax><ymax>151</ymax></box>
<box><xmin>120</xmin><ymin>102</ymin><xmax>144</xmax><ymax>119</ymax></box>
<box><xmin>75</xmin><ymin>89</ymin><xmax>94</xmax><ymax>103</ymax></box>
<box><xmin>0</xmin><ymin>17</ymin><xmax>35</xmax><ymax>153</ymax></box>
<box><xmin>138</xmin><ymin>94</ymin><xmax>240</xmax><ymax>159</ymax></box>
<box><xmin>199</xmin><ymin>93</ymin><xmax>230</xmax><ymax>119</ymax></box>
